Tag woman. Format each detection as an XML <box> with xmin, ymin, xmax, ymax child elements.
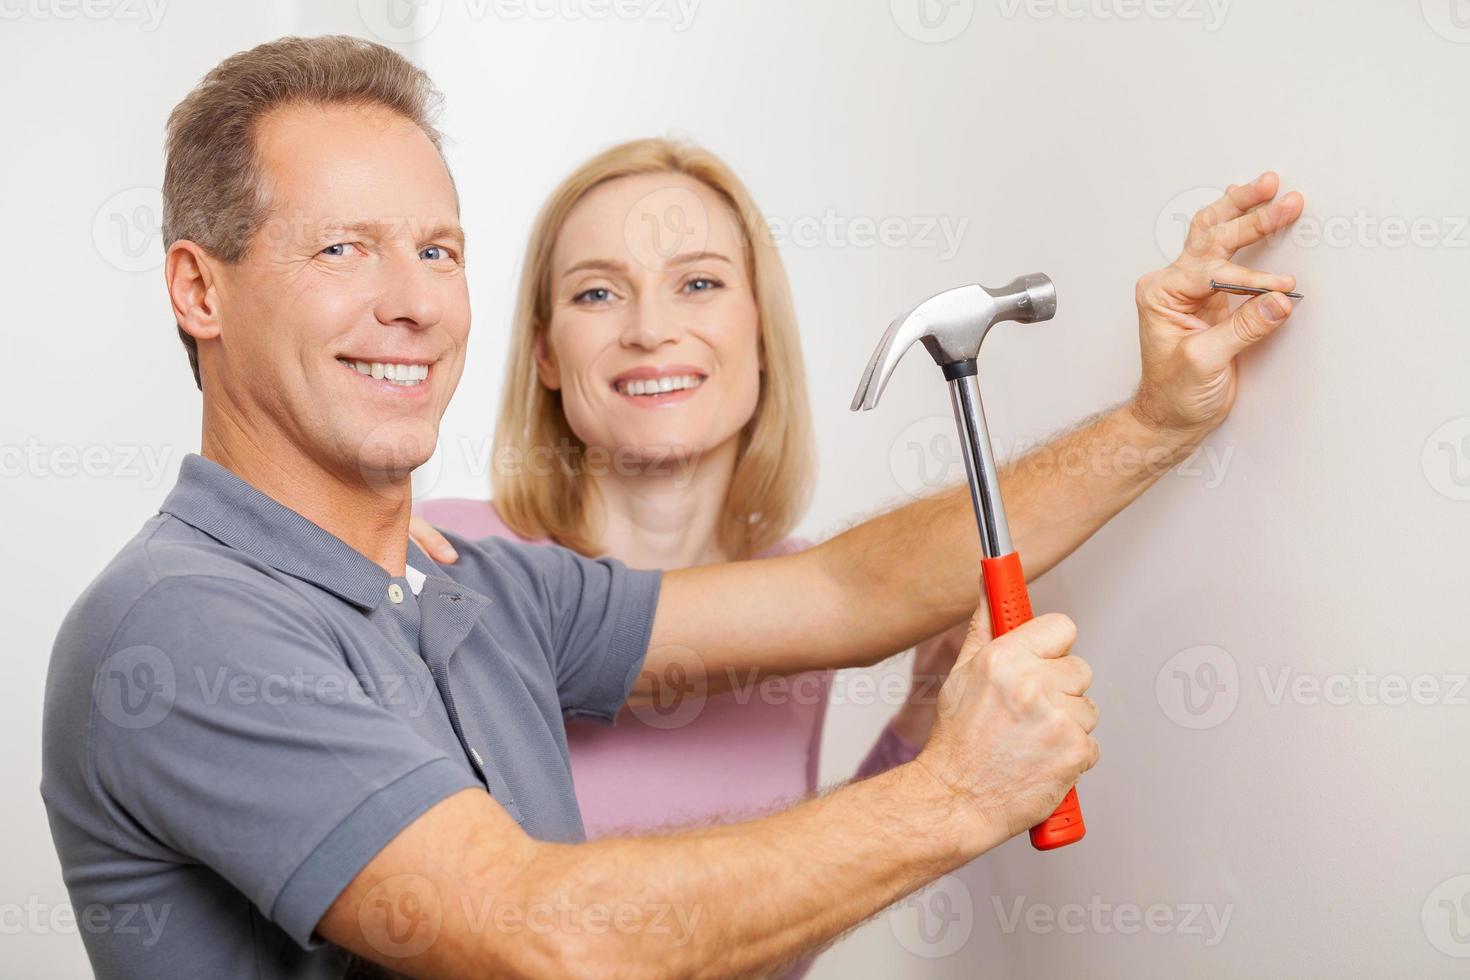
<box><xmin>410</xmin><ymin>139</ymin><xmax>964</xmax><ymax>862</ymax></box>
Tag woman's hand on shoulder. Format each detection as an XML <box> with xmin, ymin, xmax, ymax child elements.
<box><xmin>410</xmin><ymin>515</ymin><xmax>460</xmax><ymax>564</ymax></box>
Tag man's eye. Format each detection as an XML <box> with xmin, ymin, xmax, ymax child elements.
<box><xmin>320</xmin><ymin>243</ymin><xmax>353</xmax><ymax>257</ymax></box>
<box><xmin>421</xmin><ymin>245</ymin><xmax>451</xmax><ymax>261</ymax></box>
<box><xmin>573</xmin><ymin>288</ymin><xmax>613</xmax><ymax>304</ymax></box>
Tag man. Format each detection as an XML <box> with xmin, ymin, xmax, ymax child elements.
<box><xmin>41</xmin><ymin>35</ymin><xmax>1302</xmax><ymax>979</ymax></box>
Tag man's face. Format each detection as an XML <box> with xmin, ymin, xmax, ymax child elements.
<box><xmin>208</xmin><ymin>101</ymin><xmax>469</xmax><ymax>488</ymax></box>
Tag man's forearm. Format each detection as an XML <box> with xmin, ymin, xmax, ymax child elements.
<box><xmin>504</xmin><ymin>761</ymin><xmax>981</xmax><ymax>978</ymax></box>
<box><xmin>647</xmin><ymin>401</ymin><xmax>1194</xmax><ymax>690</ymax></box>
<box><xmin>820</xmin><ymin>402</ymin><xmax>1196</xmax><ymax>648</ymax></box>
<box><xmin>1003</xmin><ymin>401</ymin><xmax>1197</xmax><ymax>580</ymax></box>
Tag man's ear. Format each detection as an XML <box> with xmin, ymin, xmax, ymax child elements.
<box><xmin>531</xmin><ymin>330</ymin><xmax>562</xmax><ymax>391</ymax></box>
<box><xmin>166</xmin><ymin>240</ymin><xmax>222</xmax><ymax>348</ymax></box>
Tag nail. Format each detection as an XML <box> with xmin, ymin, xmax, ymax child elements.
<box><xmin>1261</xmin><ymin>294</ymin><xmax>1291</xmax><ymax>321</ymax></box>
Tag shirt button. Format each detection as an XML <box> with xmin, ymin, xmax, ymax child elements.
<box><xmin>387</xmin><ymin>583</ymin><xmax>404</xmax><ymax>604</ymax></box>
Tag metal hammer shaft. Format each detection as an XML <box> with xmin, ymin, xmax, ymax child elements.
<box><xmin>945</xmin><ymin>365</ymin><xmax>1012</xmax><ymax>558</ymax></box>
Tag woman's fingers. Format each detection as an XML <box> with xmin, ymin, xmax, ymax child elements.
<box><xmin>409</xmin><ymin>516</ymin><xmax>459</xmax><ymax>564</ymax></box>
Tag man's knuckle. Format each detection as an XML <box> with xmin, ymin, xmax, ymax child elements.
<box><xmin>1011</xmin><ymin>675</ymin><xmax>1044</xmax><ymax>707</ymax></box>
<box><xmin>1073</xmin><ymin>656</ymin><xmax>1093</xmax><ymax>690</ymax></box>
<box><xmin>1062</xmin><ymin>734</ymin><xmax>1092</xmax><ymax>771</ymax></box>
<box><xmin>1134</xmin><ymin>271</ymin><xmax>1160</xmax><ymax>302</ymax></box>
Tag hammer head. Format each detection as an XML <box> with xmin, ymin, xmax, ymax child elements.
<box><xmin>850</xmin><ymin>274</ymin><xmax>1057</xmax><ymax>411</ymax></box>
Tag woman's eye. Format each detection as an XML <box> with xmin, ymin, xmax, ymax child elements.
<box><xmin>684</xmin><ymin>277</ymin><xmax>724</xmax><ymax>294</ymax></box>
<box><xmin>320</xmin><ymin>243</ymin><xmax>353</xmax><ymax>257</ymax></box>
<box><xmin>573</xmin><ymin>287</ymin><xmax>614</xmax><ymax>305</ymax></box>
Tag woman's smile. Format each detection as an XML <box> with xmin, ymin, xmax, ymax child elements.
<box><xmin>609</xmin><ymin>364</ymin><xmax>709</xmax><ymax>407</ymax></box>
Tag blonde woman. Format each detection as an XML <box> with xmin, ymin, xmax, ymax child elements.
<box><xmin>411</xmin><ymin>141</ymin><xmax>957</xmax><ymax>858</ymax></box>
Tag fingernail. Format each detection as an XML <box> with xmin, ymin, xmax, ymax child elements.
<box><xmin>1261</xmin><ymin>294</ymin><xmax>1291</xmax><ymax>321</ymax></box>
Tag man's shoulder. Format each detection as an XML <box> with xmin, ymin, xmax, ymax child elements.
<box><xmin>54</xmin><ymin>513</ymin><xmax>316</xmax><ymax>670</ymax></box>
<box><xmin>43</xmin><ymin>512</ymin><xmax>330</xmax><ymax>817</ymax></box>
<box><xmin>431</xmin><ymin>528</ymin><xmax>555</xmax><ymax>597</ymax></box>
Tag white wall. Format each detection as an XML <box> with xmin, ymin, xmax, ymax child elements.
<box><xmin>6</xmin><ymin>1</ymin><xmax>1468</xmax><ymax>976</ymax></box>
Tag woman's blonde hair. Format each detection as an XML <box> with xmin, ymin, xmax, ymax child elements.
<box><xmin>491</xmin><ymin>138</ymin><xmax>814</xmax><ymax>559</ymax></box>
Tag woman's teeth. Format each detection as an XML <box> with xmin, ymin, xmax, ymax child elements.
<box><xmin>340</xmin><ymin>359</ymin><xmax>429</xmax><ymax>386</ymax></box>
<box><xmin>615</xmin><ymin>374</ymin><xmax>705</xmax><ymax>397</ymax></box>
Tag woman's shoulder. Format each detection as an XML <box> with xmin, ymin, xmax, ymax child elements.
<box><xmin>414</xmin><ymin>497</ymin><xmax>546</xmax><ymax>545</ymax></box>
<box><xmin>755</xmin><ymin>535</ymin><xmax>814</xmax><ymax>559</ymax></box>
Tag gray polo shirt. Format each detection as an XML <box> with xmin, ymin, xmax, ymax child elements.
<box><xmin>40</xmin><ymin>454</ymin><xmax>661</xmax><ymax>978</ymax></box>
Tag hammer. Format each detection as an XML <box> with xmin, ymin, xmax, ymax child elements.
<box><xmin>851</xmin><ymin>274</ymin><xmax>1085</xmax><ymax>851</ymax></box>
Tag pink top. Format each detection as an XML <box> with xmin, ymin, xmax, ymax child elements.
<box><xmin>416</xmin><ymin>498</ymin><xmax>920</xmax><ymax>975</ymax></box>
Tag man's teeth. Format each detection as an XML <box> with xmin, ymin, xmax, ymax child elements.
<box><xmin>341</xmin><ymin>359</ymin><xmax>429</xmax><ymax>386</ymax></box>
<box><xmin>615</xmin><ymin>375</ymin><xmax>705</xmax><ymax>397</ymax></box>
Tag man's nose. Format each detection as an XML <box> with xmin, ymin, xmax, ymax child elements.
<box><xmin>372</xmin><ymin>249</ymin><xmax>443</xmax><ymax>330</ymax></box>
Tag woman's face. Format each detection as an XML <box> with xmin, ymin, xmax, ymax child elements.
<box><xmin>536</xmin><ymin>172</ymin><xmax>762</xmax><ymax>468</ymax></box>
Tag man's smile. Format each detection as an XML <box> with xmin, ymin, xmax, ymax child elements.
<box><xmin>335</xmin><ymin>356</ymin><xmax>433</xmax><ymax>391</ymax></box>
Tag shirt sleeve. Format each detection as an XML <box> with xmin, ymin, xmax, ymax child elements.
<box><xmin>853</xmin><ymin>721</ymin><xmax>924</xmax><ymax>780</ymax></box>
<box><xmin>457</xmin><ymin>535</ymin><xmax>663</xmax><ymax>723</ymax></box>
<box><xmin>88</xmin><ymin>574</ymin><xmax>482</xmax><ymax>950</ymax></box>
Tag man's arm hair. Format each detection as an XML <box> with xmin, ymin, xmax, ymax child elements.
<box><xmin>319</xmin><ymin>760</ymin><xmax>982</xmax><ymax>979</ymax></box>
<box><xmin>638</xmin><ymin>402</ymin><xmax>1192</xmax><ymax>696</ymax></box>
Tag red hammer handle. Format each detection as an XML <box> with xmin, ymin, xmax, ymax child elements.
<box><xmin>980</xmin><ymin>551</ymin><xmax>1086</xmax><ymax>851</ymax></box>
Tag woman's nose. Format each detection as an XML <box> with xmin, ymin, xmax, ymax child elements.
<box><xmin>619</xmin><ymin>298</ymin><xmax>682</xmax><ymax>350</ymax></box>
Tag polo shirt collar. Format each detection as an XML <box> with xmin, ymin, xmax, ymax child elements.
<box><xmin>161</xmin><ymin>453</ymin><xmax>412</xmax><ymax>611</ymax></box>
